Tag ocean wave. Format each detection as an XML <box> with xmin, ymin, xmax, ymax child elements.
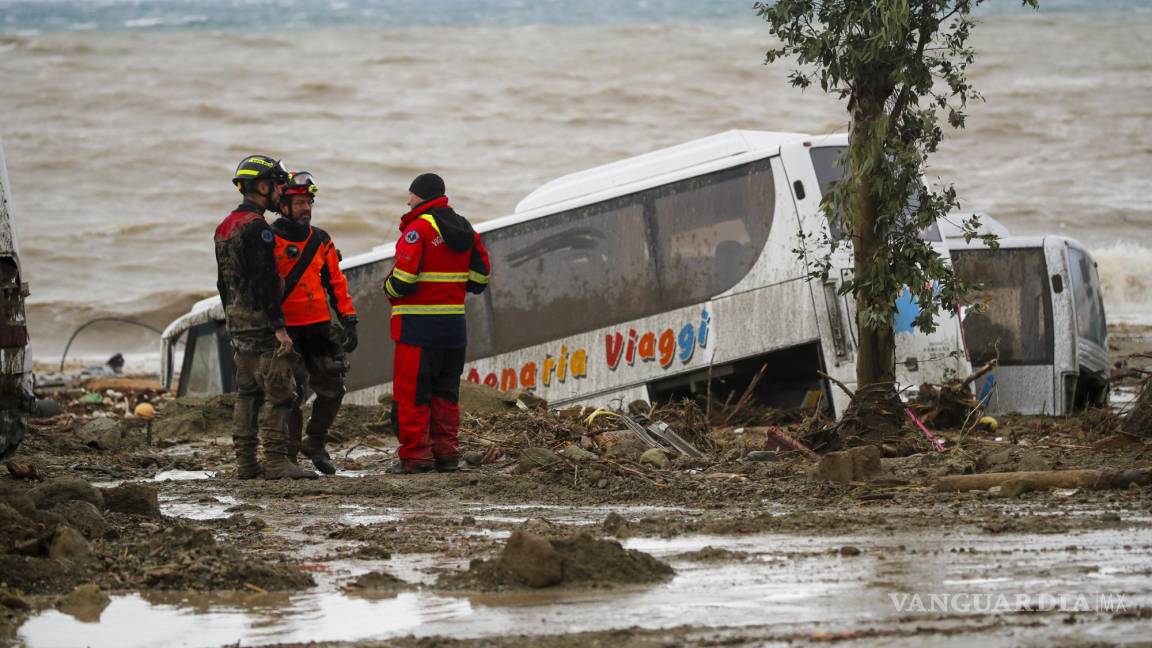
<box><xmin>1093</xmin><ymin>241</ymin><xmax>1152</xmax><ymax>318</ymax></box>
<box><xmin>123</xmin><ymin>15</ymin><xmax>209</xmax><ymax>29</ymax></box>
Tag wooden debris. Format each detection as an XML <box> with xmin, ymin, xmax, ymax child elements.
<box><xmin>934</xmin><ymin>468</ymin><xmax>1152</xmax><ymax>492</ymax></box>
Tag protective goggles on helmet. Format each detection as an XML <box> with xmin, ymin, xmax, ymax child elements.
<box><xmin>283</xmin><ymin>171</ymin><xmax>318</xmax><ymax>196</ymax></box>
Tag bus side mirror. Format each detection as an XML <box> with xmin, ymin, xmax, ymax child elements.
<box><xmin>1051</xmin><ymin>274</ymin><xmax>1064</xmax><ymax>294</ymax></box>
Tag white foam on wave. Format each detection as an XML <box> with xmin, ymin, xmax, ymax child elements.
<box><xmin>1093</xmin><ymin>241</ymin><xmax>1152</xmax><ymax>325</ymax></box>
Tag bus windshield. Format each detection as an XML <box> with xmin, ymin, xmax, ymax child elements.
<box><xmin>1067</xmin><ymin>246</ymin><xmax>1107</xmax><ymax>348</ymax></box>
<box><xmin>809</xmin><ymin>146</ymin><xmax>941</xmax><ymax>242</ymax></box>
<box><xmin>951</xmin><ymin>248</ymin><xmax>1054</xmax><ymax>366</ymax></box>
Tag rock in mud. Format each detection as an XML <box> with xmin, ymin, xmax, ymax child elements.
<box><xmin>745</xmin><ymin>450</ymin><xmax>779</xmax><ymax>462</ymax></box>
<box><xmin>346</xmin><ymin>571</ymin><xmax>410</xmax><ymax>591</ymax></box>
<box><xmin>639</xmin><ymin>448</ymin><xmax>670</xmax><ymax>469</ymax></box>
<box><xmin>674</xmin><ymin>546</ymin><xmax>752</xmax><ymax>562</ymax></box>
<box><xmin>551</xmin><ymin>535</ymin><xmax>673</xmax><ymax>585</ymax></box>
<box><xmin>79</xmin><ymin>418</ymin><xmax>123</xmax><ymax>451</ymax></box>
<box><xmin>603</xmin><ymin>437</ymin><xmax>647</xmax><ymax>461</ymax></box>
<box><xmin>0</xmin><ymin>501</ymin><xmax>49</xmax><ymax>554</ymax></box>
<box><xmin>56</xmin><ymin>583</ymin><xmax>110</xmax><ymax>622</ymax></box>
<box><xmin>48</xmin><ymin>526</ymin><xmax>92</xmax><ymax>561</ymax></box>
<box><xmin>559</xmin><ymin>445</ymin><xmax>598</xmax><ymax>462</ymax></box>
<box><xmin>1018</xmin><ymin>452</ymin><xmax>1051</xmax><ymax>473</ymax></box>
<box><xmin>602</xmin><ymin>512</ymin><xmax>628</xmax><ymax>537</ymax></box>
<box><xmin>31</xmin><ymin>478</ymin><xmax>104</xmax><ymax>510</ymax></box>
<box><xmin>5</xmin><ymin>460</ymin><xmax>41</xmax><ymax>480</ymax></box>
<box><xmin>49</xmin><ymin>501</ymin><xmax>109</xmax><ymax>539</ymax></box>
<box><xmin>497</xmin><ymin>531</ymin><xmax>564</xmax><ymax>588</ymax></box>
<box><xmin>817</xmin><ymin>446</ymin><xmax>882</xmax><ymax>484</ymax></box>
<box><xmin>102</xmin><ymin>483</ymin><xmax>161</xmax><ymax>518</ymax></box>
<box><xmin>516</xmin><ymin>447</ymin><xmax>560</xmax><ymax>473</ymax></box>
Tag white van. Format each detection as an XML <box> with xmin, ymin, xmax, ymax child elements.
<box><xmin>945</xmin><ymin>214</ymin><xmax>1109</xmax><ymax>415</ymax></box>
<box><xmin>162</xmin><ymin>131</ymin><xmax>970</xmax><ymax>416</ymax></box>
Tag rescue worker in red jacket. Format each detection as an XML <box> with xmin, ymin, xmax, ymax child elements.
<box><xmin>215</xmin><ymin>155</ymin><xmax>316</xmax><ymax>480</ymax></box>
<box><xmin>385</xmin><ymin>173</ymin><xmax>490</xmax><ymax>473</ymax></box>
<box><xmin>271</xmin><ymin>171</ymin><xmax>358</xmax><ymax>475</ymax></box>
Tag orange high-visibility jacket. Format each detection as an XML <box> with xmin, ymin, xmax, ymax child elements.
<box><xmin>271</xmin><ymin>221</ymin><xmax>356</xmax><ymax>327</ymax></box>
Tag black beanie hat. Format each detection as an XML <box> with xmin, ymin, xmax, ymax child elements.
<box><xmin>409</xmin><ymin>173</ymin><xmax>446</xmax><ymax>200</ymax></box>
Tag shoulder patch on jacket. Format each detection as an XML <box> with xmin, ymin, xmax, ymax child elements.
<box><xmin>405</xmin><ymin>230</ymin><xmax>419</xmax><ymax>244</ymax></box>
<box><xmin>261</xmin><ymin>229</ymin><xmax>274</xmax><ymax>243</ymax></box>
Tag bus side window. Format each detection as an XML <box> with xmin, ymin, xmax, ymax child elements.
<box><xmin>651</xmin><ymin>160</ymin><xmax>774</xmax><ymax>307</ymax></box>
<box><xmin>486</xmin><ymin>199</ymin><xmax>658</xmax><ymax>353</ymax></box>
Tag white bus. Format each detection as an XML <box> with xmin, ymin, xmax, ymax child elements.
<box><xmin>944</xmin><ymin>214</ymin><xmax>1109</xmax><ymax>415</ymax></box>
<box><xmin>161</xmin><ymin>130</ymin><xmax>970</xmax><ymax>417</ymax></box>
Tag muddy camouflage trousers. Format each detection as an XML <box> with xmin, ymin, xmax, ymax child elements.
<box><xmin>286</xmin><ymin>343</ymin><xmax>348</xmax><ymax>460</ymax></box>
<box><xmin>232</xmin><ymin>349</ymin><xmax>299</xmax><ymax>471</ymax></box>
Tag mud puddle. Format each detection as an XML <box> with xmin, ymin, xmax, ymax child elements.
<box><xmin>18</xmin><ymin>523</ymin><xmax>1152</xmax><ymax>647</ymax></box>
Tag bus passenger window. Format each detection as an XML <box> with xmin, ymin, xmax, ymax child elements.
<box><xmin>652</xmin><ymin>160</ymin><xmax>774</xmax><ymax>307</ymax></box>
<box><xmin>485</xmin><ymin>199</ymin><xmax>659</xmax><ymax>353</ymax></box>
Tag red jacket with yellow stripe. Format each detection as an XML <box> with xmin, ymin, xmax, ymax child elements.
<box><xmin>271</xmin><ymin>218</ymin><xmax>357</xmax><ymax>328</ymax></box>
<box><xmin>385</xmin><ymin>196</ymin><xmax>490</xmax><ymax>348</ymax></box>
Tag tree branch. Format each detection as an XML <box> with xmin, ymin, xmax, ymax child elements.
<box><xmin>888</xmin><ymin>5</ymin><xmax>934</xmax><ymax>125</ymax></box>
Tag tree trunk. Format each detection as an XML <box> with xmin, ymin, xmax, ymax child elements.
<box><xmin>850</xmin><ymin>105</ymin><xmax>897</xmax><ymax>392</ymax></box>
<box><xmin>838</xmin><ymin>94</ymin><xmax>905</xmax><ymax>447</ymax></box>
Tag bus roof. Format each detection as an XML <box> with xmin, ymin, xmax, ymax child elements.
<box><xmin>514</xmin><ymin>129</ymin><xmax>817</xmax><ymax>214</ymax></box>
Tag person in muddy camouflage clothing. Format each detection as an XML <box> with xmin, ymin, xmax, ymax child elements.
<box><xmin>214</xmin><ymin>155</ymin><xmax>317</xmax><ymax>480</ymax></box>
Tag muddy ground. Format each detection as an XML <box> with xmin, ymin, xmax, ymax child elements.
<box><xmin>3</xmin><ymin>325</ymin><xmax>1151</xmax><ymax>647</ymax></box>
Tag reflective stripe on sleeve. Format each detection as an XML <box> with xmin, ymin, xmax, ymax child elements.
<box><xmin>418</xmin><ymin>272</ymin><xmax>469</xmax><ymax>282</ymax></box>
<box><xmin>467</xmin><ymin>270</ymin><xmax>489</xmax><ymax>284</ymax></box>
<box><xmin>391</xmin><ymin>304</ymin><xmax>466</xmax><ymax>315</ymax></box>
<box><xmin>392</xmin><ymin>268</ymin><xmax>418</xmax><ymax>284</ymax></box>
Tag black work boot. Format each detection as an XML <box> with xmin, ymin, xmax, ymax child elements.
<box><xmin>434</xmin><ymin>456</ymin><xmax>460</xmax><ymax>473</ymax></box>
<box><xmin>385</xmin><ymin>459</ymin><xmax>434</xmax><ymax>475</ymax></box>
<box><xmin>302</xmin><ymin>434</ymin><xmax>337</xmax><ymax>475</ymax></box>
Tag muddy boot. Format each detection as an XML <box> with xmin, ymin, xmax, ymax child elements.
<box><xmin>263</xmin><ymin>452</ymin><xmax>319</xmax><ymax>480</ymax></box>
<box><xmin>434</xmin><ymin>456</ymin><xmax>460</xmax><ymax>473</ymax></box>
<box><xmin>302</xmin><ymin>390</ymin><xmax>341</xmax><ymax>475</ymax></box>
<box><xmin>302</xmin><ymin>434</ymin><xmax>337</xmax><ymax>475</ymax></box>
<box><xmin>232</xmin><ymin>396</ymin><xmax>263</xmax><ymax>479</ymax></box>
<box><xmin>385</xmin><ymin>459</ymin><xmax>434</xmax><ymax>475</ymax></box>
<box><xmin>261</xmin><ymin>404</ymin><xmax>317</xmax><ymax>480</ymax></box>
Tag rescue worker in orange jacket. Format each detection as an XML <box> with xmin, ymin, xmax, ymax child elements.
<box><xmin>216</xmin><ymin>155</ymin><xmax>316</xmax><ymax>481</ymax></box>
<box><xmin>272</xmin><ymin>171</ymin><xmax>358</xmax><ymax>475</ymax></box>
<box><xmin>385</xmin><ymin>173</ymin><xmax>490</xmax><ymax>473</ymax></box>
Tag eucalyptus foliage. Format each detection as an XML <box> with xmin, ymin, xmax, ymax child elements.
<box><xmin>756</xmin><ymin>0</ymin><xmax>1036</xmax><ymax>389</ymax></box>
